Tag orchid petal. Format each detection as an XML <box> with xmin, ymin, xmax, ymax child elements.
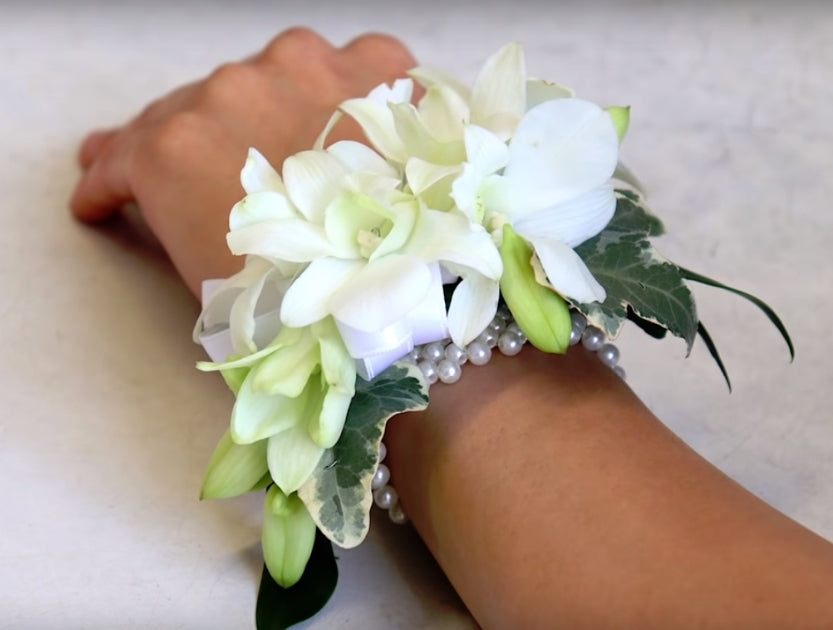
<box><xmin>528</xmin><ymin>236</ymin><xmax>607</xmax><ymax>303</ymax></box>
<box><xmin>330</xmin><ymin>255</ymin><xmax>432</xmax><ymax>331</ymax></box>
<box><xmin>418</xmin><ymin>85</ymin><xmax>471</xmax><ymax>142</ymax></box>
<box><xmin>372</xmin><ymin>199</ymin><xmax>418</xmax><ymax>260</ymax></box>
<box><xmin>326</xmin><ymin>140</ymin><xmax>398</xmax><ymax>178</ymax></box>
<box><xmin>451</xmin><ymin>125</ymin><xmax>509</xmax><ymax>219</ymax></box>
<box><xmin>470</xmin><ymin>43</ymin><xmax>526</xmax><ymax>140</ymax></box>
<box><xmin>408</xmin><ymin>65</ymin><xmax>471</xmax><ymax>101</ymax></box>
<box><xmin>195</xmin><ymin>257</ymin><xmax>273</xmax><ymax>339</ymax></box>
<box><xmin>240</xmin><ymin>147</ymin><xmax>285</xmax><ymax>195</ymax></box>
<box><xmin>340</xmin><ymin>98</ymin><xmax>408</xmax><ymax>163</ymax></box>
<box><xmin>525</xmin><ymin>78</ymin><xmax>574</xmax><ymax>110</ymax></box>
<box><xmin>367</xmin><ymin>77</ymin><xmax>414</xmax><ymax>105</ymax></box>
<box><xmin>499</xmin><ymin>99</ymin><xmax>618</xmax><ymax>214</ymax></box>
<box><xmin>228</xmin><ymin>190</ymin><xmax>298</xmax><ymax>231</ymax></box>
<box><xmin>283</xmin><ymin>150</ymin><xmax>346</xmax><ymax>223</ymax></box>
<box><xmin>281</xmin><ymin>258</ymin><xmax>361</xmax><ymax>328</ymax></box>
<box><xmin>446</xmin><ymin>270</ymin><xmax>500</xmax><ymax>346</ymax></box>
<box><xmin>410</xmin><ymin>208</ymin><xmax>503</xmax><ymax>280</ymax></box>
<box><xmin>267</xmin><ymin>422</ymin><xmax>325</xmax><ymax>495</ymax></box>
<box><xmin>513</xmin><ymin>184</ymin><xmax>616</xmax><ymax>248</ymax></box>
<box><xmin>251</xmin><ymin>330</ymin><xmax>318</xmax><ymax>397</ymax></box>
<box><xmin>405</xmin><ymin>158</ymin><xmax>460</xmax><ymax>196</ymax></box>
<box><xmin>228</xmin><ymin>266</ymin><xmax>274</xmax><ymax>355</ymax></box>
<box><xmin>389</xmin><ymin>102</ymin><xmax>465</xmax><ymax>164</ymax></box>
<box><xmin>231</xmin><ymin>371</ymin><xmax>305</xmax><ymax>444</ymax></box>
<box><xmin>227</xmin><ymin>219</ymin><xmax>337</xmax><ymax>262</ymax></box>
<box><xmin>309</xmin><ymin>387</ymin><xmax>353</xmax><ymax>448</ymax></box>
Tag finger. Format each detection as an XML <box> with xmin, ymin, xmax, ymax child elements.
<box><xmin>77</xmin><ymin>129</ymin><xmax>119</xmax><ymax>169</ymax></box>
<box><xmin>70</xmin><ymin>149</ymin><xmax>134</xmax><ymax>223</ymax></box>
<box><xmin>340</xmin><ymin>33</ymin><xmax>417</xmax><ymax>84</ymax></box>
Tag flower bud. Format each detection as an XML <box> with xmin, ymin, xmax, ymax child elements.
<box><xmin>261</xmin><ymin>486</ymin><xmax>317</xmax><ymax>588</ymax></box>
<box><xmin>200</xmin><ymin>430</ymin><xmax>269</xmax><ymax>500</ymax></box>
<box><xmin>499</xmin><ymin>224</ymin><xmax>571</xmax><ymax>353</ymax></box>
<box><xmin>605</xmin><ymin>106</ymin><xmax>630</xmax><ymax>144</ymax></box>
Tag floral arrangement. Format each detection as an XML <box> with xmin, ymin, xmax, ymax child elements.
<box><xmin>193</xmin><ymin>43</ymin><xmax>792</xmax><ymax>628</ymax></box>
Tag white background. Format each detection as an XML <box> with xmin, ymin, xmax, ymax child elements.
<box><xmin>2</xmin><ymin>1</ymin><xmax>832</xmax><ymax>628</ymax></box>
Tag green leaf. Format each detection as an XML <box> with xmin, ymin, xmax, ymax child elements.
<box><xmin>574</xmin><ymin>192</ymin><xmax>698</xmax><ymax>352</ymax></box>
<box><xmin>696</xmin><ymin>321</ymin><xmax>732</xmax><ymax>391</ymax></box>
<box><xmin>255</xmin><ymin>529</ymin><xmax>338</xmax><ymax>630</ymax></box>
<box><xmin>297</xmin><ymin>364</ymin><xmax>429</xmax><ymax>548</ymax></box>
<box><xmin>678</xmin><ymin>266</ymin><xmax>794</xmax><ymax>361</ymax></box>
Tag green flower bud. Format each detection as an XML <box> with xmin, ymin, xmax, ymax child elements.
<box><xmin>605</xmin><ymin>106</ymin><xmax>630</xmax><ymax>144</ymax></box>
<box><xmin>200</xmin><ymin>430</ymin><xmax>269</xmax><ymax>500</ymax></box>
<box><xmin>499</xmin><ymin>224</ymin><xmax>571</xmax><ymax>354</ymax></box>
<box><xmin>262</xmin><ymin>486</ymin><xmax>317</xmax><ymax>588</ymax></box>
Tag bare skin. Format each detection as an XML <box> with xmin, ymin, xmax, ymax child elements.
<box><xmin>70</xmin><ymin>29</ymin><xmax>833</xmax><ymax>630</ymax></box>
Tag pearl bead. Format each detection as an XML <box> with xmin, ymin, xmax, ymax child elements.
<box><xmin>404</xmin><ymin>348</ymin><xmax>421</xmax><ymax>363</ymax></box>
<box><xmin>418</xmin><ymin>360</ymin><xmax>439</xmax><ymax>384</ymax></box>
<box><xmin>498</xmin><ymin>332</ymin><xmax>524</xmax><ymax>356</ymax></box>
<box><xmin>378</xmin><ymin>442</ymin><xmax>387</xmax><ymax>462</ymax></box>
<box><xmin>488</xmin><ymin>316</ymin><xmax>507</xmax><ymax>333</ymax></box>
<box><xmin>613</xmin><ymin>365</ymin><xmax>626</xmax><ymax>379</ymax></box>
<box><xmin>504</xmin><ymin>322</ymin><xmax>527</xmax><ymax>342</ymax></box>
<box><xmin>437</xmin><ymin>359</ymin><xmax>462</xmax><ymax>384</ymax></box>
<box><xmin>581</xmin><ymin>326</ymin><xmax>605</xmax><ymax>352</ymax></box>
<box><xmin>476</xmin><ymin>329</ymin><xmax>498</xmax><ymax>348</ymax></box>
<box><xmin>570</xmin><ymin>311</ymin><xmax>587</xmax><ymax>346</ymax></box>
<box><xmin>497</xmin><ymin>304</ymin><xmax>512</xmax><ymax>319</ymax></box>
<box><xmin>388</xmin><ymin>503</ymin><xmax>408</xmax><ymax>525</ymax></box>
<box><xmin>422</xmin><ymin>342</ymin><xmax>445</xmax><ymax>363</ymax></box>
<box><xmin>374</xmin><ymin>485</ymin><xmax>398</xmax><ymax>510</ymax></box>
<box><xmin>444</xmin><ymin>343</ymin><xmax>467</xmax><ymax>365</ymax></box>
<box><xmin>597</xmin><ymin>343</ymin><xmax>620</xmax><ymax>367</ymax></box>
<box><xmin>466</xmin><ymin>340</ymin><xmax>492</xmax><ymax>366</ymax></box>
<box><xmin>371</xmin><ymin>464</ymin><xmax>390</xmax><ymax>490</ymax></box>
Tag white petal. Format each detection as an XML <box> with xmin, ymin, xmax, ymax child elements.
<box><xmin>446</xmin><ymin>271</ymin><xmax>500</xmax><ymax>346</ymax></box>
<box><xmin>513</xmin><ymin>184</ymin><xmax>616</xmax><ymax>248</ymax></box>
<box><xmin>367</xmin><ymin>78</ymin><xmax>414</xmax><ymax>105</ymax></box>
<box><xmin>409</xmin><ymin>208</ymin><xmax>503</xmax><ymax>280</ymax></box>
<box><xmin>229</xmin><ymin>191</ymin><xmax>298</xmax><ymax>231</ymax></box>
<box><xmin>389</xmin><ymin>102</ymin><xmax>465</xmax><ymax>164</ymax></box>
<box><xmin>450</xmin><ymin>125</ymin><xmax>509</xmax><ymax>220</ymax></box>
<box><xmin>500</xmin><ymin>99</ymin><xmax>619</xmax><ymax>213</ymax></box>
<box><xmin>228</xmin><ymin>266</ymin><xmax>274</xmax><ymax>355</ymax></box>
<box><xmin>470</xmin><ymin>43</ymin><xmax>526</xmax><ymax>140</ymax></box>
<box><xmin>227</xmin><ymin>219</ymin><xmax>337</xmax><ymax>262</ymax></box>
<box><xmin>240</xmin><ymin>147</ymin><xmax>285</xmax><ymax>195</ymax></box>
<box><xmin>418</xmin><ymin>85</ymin><xmax>470</xmax><ymax>142</ymax></box>
<box><xmin>267</xmin><ymin>423</ymin><xmax>325</xmax><ymax>495</ymax></box>
<box><xmin>330</xmin><ymin>255</ymin><xmax>432</xmax><ymax>331</ymax></box>
<box><xmin>194</xmin><ymin>257</ymin><xmax>273</xmax><ymax>338</ymax></box>
<box><xmin>326</xmin><ymin>141</ymin><xmax>398</xmax><ymax>178</ymax></box>
<box><xmin>281</xmin><ymin>258</ymin><xmax>361</xmax><ymax>328</ymax></box>
<box><xmin>308</xmin><ymin>387</ymin><xmax>353</xmax><ymax>448</ymax></box>
<box><xmin>283</xmin><ymin>150</ymin><xmax>346</xmax><ymax>223</ymax></box>
<box><xmin>528</xmin><ymin>236</ymin><xmax>606</xmax><ymax>303</ymax></box>
<box><xmin>405</xmin><ymin>158</ymin><xmax>460</xmax><ymax>196</ymax></box>
<box><xmin>340</xmin><ymin>97</ymin><xmax>408</xmax><ymax>163</ymax></box>
<box><xmin>231</xmin><ymin>371</ymin><xmax>304</xmax><ymax>444</ymax></box>
<box><xmin>408</xmin><ymin>65</ymin><xmax>471</xmax><ymax>101</ymax></box>
<box><xmin>525</xmin><ymin>78</ymin><xmax>574</xmax><ymax>110</ymax></box>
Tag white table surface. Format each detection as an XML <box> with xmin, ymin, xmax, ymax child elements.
<box><xmin>3</xmin><ymin>2</ymin><xmax>832</xmax><ymax>628</ymax></box>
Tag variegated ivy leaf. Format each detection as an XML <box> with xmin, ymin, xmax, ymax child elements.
<box><xmin>298</xmin><ymin>364</ymin><xmax>429</xmax><ymax>548</ymax></box>
<box><xmin>573</xmin><ymin>190</ymin><xmax>698</xmax><ymax>352</ymax></box>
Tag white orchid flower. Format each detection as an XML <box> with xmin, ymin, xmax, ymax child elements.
<box><xmin>226</xmin><ymin>142</ymin><xmax>501</xmax><ymax>349</ymax></box>
<box><xmin>451</xmin><ymin>97</ymin><xmax>620</xmax><ymax>304</ymax></box>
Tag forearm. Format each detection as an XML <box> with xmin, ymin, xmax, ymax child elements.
<box><xmin>386</xmin><ymin>346</ymin><xmax>833</xmax><ymax>629</ymax></box>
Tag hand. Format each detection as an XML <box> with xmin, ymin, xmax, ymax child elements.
<box><xmin>70</xmin><ymin>28</ymin><xmax>416</xmax><ymax>297</ymax></box>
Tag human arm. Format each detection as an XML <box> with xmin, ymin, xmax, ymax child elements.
<box><xmin>70</xmin><ymin>29</ymin><xmax>833</xmax><ymax>630</ymax></box>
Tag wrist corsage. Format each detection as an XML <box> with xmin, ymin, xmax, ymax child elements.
<box><xmin>193</xmin><ymin>43</ymin><xmax>792</xmax><ymax>629</ymax></box>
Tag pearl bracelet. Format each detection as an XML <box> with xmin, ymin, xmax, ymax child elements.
<box><xmin>372</xmin><ymin>308</ymin><xmax>625</xmax><ymax>524</ymax></box>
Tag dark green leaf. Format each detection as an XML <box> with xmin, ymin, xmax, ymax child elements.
<box><xmin>696</xmin><ymin>321</ymin><xmax>732</xmax><ymax>391</ymax></box>
<box><xmin>255</xmin><ymin>529</ymin><xmax>338</xmax><ymax>630</ymax></box>
<box><xmin>678</xmin><ymin>266</ymin><xmax>794</xmax><ymax>361</ymax></box>
<box><xmin>574</xmin><ymin>192</ymin><xmax>698</xmax><ymax>351</ymax></box>
<box><xmin>298</xmin><ymin>364</ymin><xmax>429</xmax><ymax>547</ymax></box>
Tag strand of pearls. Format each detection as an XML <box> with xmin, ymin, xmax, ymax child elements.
<box><xmin>372</xmin><ymin>308</ymin><xmax>624</xmax><ymax>524</ymax></box>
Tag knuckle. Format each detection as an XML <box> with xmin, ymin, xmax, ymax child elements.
<box><xmin>344</xmin><ymin>33</ymin><xmax>417</xmax><ymax>73</ymax></box>
<box><xmin>136</xmin><ymin>111</ymin><xmax>202</xmax><ymax>166</ymax></box>
<box><xmin>261</xmin><ymin>27</ymin><xmax>333</xmax><ymax>62</ymax></box>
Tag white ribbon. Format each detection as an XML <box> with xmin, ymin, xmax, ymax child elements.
<box><xmin>198</xmin><ymin>262</ymin><xmax>451</xmax><ymax>380</ymax></box>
